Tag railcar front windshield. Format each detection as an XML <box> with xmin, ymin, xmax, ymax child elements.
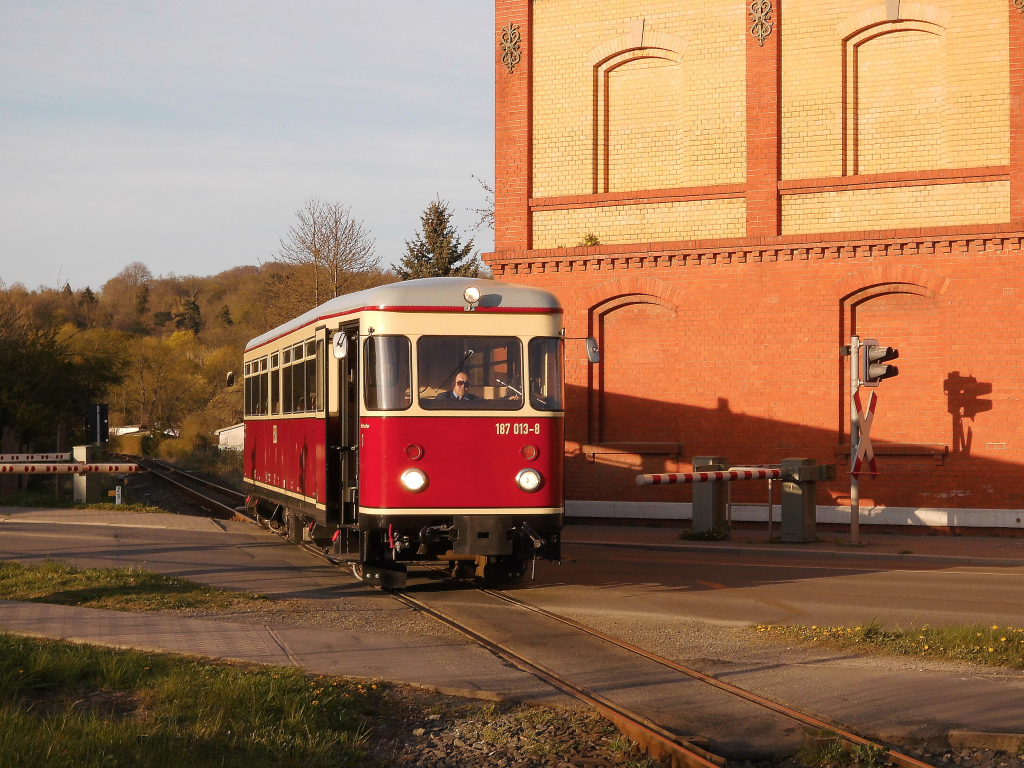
<box><xmin>418</xmin><ymin>336</ymin><xmax>523</xmax><ymax>410</ymax></box>
<box><xmin>528</xmin><ymin>338</ymin><xmax>563</xmax><ymax>411</ymax></box>
<box><xmin>364</xmin><ymin>336</ymin><xmax>412</xmax><ymax>411</ymax></box>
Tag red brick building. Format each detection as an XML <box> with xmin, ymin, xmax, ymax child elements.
<box><xmin>484</xmin><ymin>0</ymin><xmax>1024</xmax><ymax>530</ymax></box>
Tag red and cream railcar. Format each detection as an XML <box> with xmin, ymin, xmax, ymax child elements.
<box><xmin>242</xmin><ymin>277</ymin><xmax>565</xmax><ymax>587</ymax></box>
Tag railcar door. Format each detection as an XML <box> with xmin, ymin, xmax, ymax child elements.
<box><xmin>330</xmin><ymin>323</ymin><xmax>359</xmax><ymax>526</ymax></box>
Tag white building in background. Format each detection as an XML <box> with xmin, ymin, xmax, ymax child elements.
<box><xmin>215</xmin><ymin>423</ymin><xmax>244</xmax><ymax>451</ymax></box>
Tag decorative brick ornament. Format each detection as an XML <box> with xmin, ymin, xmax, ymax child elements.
<box><xmin>500</xmin><ymin>24</ymin><xmax>522</xmax><ymax>73</ymax></box>
<box><xmin>1015</xmin><ymin>0</ymin><xmax>1024</xmax><ymax>16</ymax></box>
<box><xmin>750</xmin><ymin>0</ymin><xmax>774</xmax><ymax>46</ymax></box>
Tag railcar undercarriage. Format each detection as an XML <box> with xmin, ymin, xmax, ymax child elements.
<box><xmin>352</xmin><ymin>512</ymin><xmax>562</xmax><ymax>589</ymax></box>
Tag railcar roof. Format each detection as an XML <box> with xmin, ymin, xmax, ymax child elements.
<box><xmin>245</xmin><ymin>277</ymin><xmax>561</xmax><ymax>352</ymax></box>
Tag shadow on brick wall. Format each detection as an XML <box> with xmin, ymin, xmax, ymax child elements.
<box><xmin>943</xmin><ymin>372</ymin><xmax>993</xmax><ymax>457</ymax></box>
<box><xmin>563</xmin><ymin>384</ymin><xmax>1021</xmax><ymax>510</ymax></box>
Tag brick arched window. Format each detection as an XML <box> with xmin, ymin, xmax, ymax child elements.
<box><xmin>583</xmin><ymin>277</ymin><xmax>683</xmax><ymax>444</ymax></box>
<box><xmin>833</xmin><ymin>264</ymin><xmax>953</xmax><ymax>456</ymax></box>
<box><xmin>837</xmin><ymin>4</ymin><xmax>951</xmax><ymax>176</ymax></box>
<box><xmin>587</xmin><ymin>22</ymin><xmax>688</xmax><ymax>194</ymax></box>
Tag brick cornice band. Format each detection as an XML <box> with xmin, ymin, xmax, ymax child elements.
<box><xmin>485</xmin><ymin>223</ymin><xmax>1024</xmax><ymax>272</ymax></box>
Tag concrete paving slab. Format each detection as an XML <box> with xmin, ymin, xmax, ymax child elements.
<box><xmin>0</xmin><ymin>507</ymin><xmax>230</xmax><ymax>533</ymax></box>
<box><xmin>707</xmin><ymin>654</ymin><xmax>1024</xmax><ymax>743</ymax></box>
<box><xmin>0</xmin><ymin>600</ymin><xmax>570</xmax><ymax>705</ymax></box>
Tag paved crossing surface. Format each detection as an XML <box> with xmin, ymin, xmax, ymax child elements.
<box><xmin>2</xmin><ymin>507</ymin><xmax>1024</xmax><ymax>748</ymax></box>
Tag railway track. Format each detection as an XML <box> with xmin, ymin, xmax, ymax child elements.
<box><xmin>131</xmin><ymin>456</ymin><xmax>249</xmax><ymax>520</ymax></box>
<box><xmin>143</xmin><ymin>460</ymin><xmax>933</xmax><ymax>768</ymax></box>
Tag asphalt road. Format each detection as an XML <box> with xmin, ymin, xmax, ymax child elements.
<box><xmin>529</xmin><ymin>537</ymin><xmax>1024</xmax><ymax>629</ymax></box>
<box><xmin>2</xmin><ymin>508</ymin><xmax>1024</xmax><ymax>753</ymax></box>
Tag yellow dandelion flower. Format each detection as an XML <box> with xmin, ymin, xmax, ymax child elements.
<box><xmin>924</xmin><ymin>645</ymin><xmax>929</xmax><ymax>650</ymax></box>
<box><xmin>989</xmin><ymin>647</ymin><xmax>995</xmax><ymax>652</ymax></box>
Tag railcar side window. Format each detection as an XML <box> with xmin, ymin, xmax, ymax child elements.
<box><xmin>364</xmin><ymin>335</ymin><xmax>412</xmax><ymax>411</ymax></box>
<box><xmin>528</xmin><ymin>338</ymin><xmax>564</xmax><ymax>412</ymax></box>
<box><xmin>305</xmin><ymin>340</ymin><xmax>317</xmax><ymax>412</ymax></box>
<box><xmin>315</xmin><ymin>339</ymin><xmax>324</xmax><ymax>412</ymax></box>
<box><xmin>259</xmin><ymin>357</ymin><xmax>269</xmax><ymax>415</ymax></box>
<box><xmin>243</xmin><ymin>357</ymin><xmax>269</xmax><ymax>416</ymax></box>
<box><xmin>417</xmin><ymin>336</ymin><xmax>523</xmax><ymax>411</ymax></box>
<box><xmin>244</xmin><ymin>367</ymin><xmax>252</xmax><ymax>416</ymax></box>
<box><xmin>282</xmin><ymin>348</ymin><xmax>293</xmax><ymax>414</ymax></box>
<box><xmin>289</xmin><ymin>342</ymin><xmax>307</xmax><ymax>413</ymax></box>
<box><xmin>270</xmin><ymin>353</ymin><xmax>280</xmax><ymax>415</ymax></box>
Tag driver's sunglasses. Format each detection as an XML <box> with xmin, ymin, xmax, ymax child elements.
<box><xmin>454</xmin><ymin>380</ymin><xmax>468</xmax><ymax>387</ymax></box>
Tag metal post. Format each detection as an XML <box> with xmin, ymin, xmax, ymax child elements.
<box><xmin>849</xmin><ymin>335</ymin><xmax>861</xmax><ymax>545</ymax></box>
<box><xmin>691</xmin><ymin>456</ymin><xmax>728</xmax><ymax>534</ymax></box>
<box><xmin>781</xmin><ymin>458</ymin><xmax>817</xmax><ymax>543</ymax></box>
<box><xmin>767</xmin><ymin>479</ymin><xmax>774</xmax><ymax>540</ymax></box>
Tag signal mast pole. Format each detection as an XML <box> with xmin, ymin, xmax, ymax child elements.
<box><xmin>849</xmin><ymin>335</ymin><xmax>861</xmax><ymax>545</ymax></box>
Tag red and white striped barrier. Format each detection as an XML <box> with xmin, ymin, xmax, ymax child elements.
<box><xmin>636</xmin><ymin>468</ymin><xmax>782</xmax><ymax>486</ymax></box>
<box><xmin>0</xmin><ymin>463</ymin><xmax>143</xmax><ymax>475</ymax></box>
<box><xmin>0</xmin><ymin>453</ymin><xmax>73</xmax><ymax>463</ymax></box>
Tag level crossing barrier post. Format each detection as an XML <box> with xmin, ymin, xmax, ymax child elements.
<box><xmin>72</xmin><ymin>445</ymin><xmax>104</xmax><ymax>504</ymax></box>
<box><xmin>780</xmin><ymin>458</ymin><xmax>819</xmax><ymax>543</ymax></box>
<box><xmin>691</xmin><ymin>456</ymin><xmax>728</xmax><ymax>534</ymax></box>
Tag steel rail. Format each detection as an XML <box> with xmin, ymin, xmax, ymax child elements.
<box><xmin>388</xmin><ymin>589</ymin><xmax>725</xmax><ymax>768</ymax></box>
<box><xmin>126</xmin><ymin>464</ymin><xmax>931</xmax><ymax>768</ymax></box>
<box><xmin>482</xmin><ymin>589</ymin><xmax>933</xmax><ymax>768</ymax></box>
<box><xmin>280</xmin><ymin>550</ymin><xmax>723</xmax><ymax>768</ymax></box>
<box><xmin>134</xmin><ymin>458</ymin><xmax>242</xmax><ymax>520</ymax></box>
<box><xmin>137</xmin><ymin>457</ymin><xmax>247</xmax><ymax>503</ymax></box>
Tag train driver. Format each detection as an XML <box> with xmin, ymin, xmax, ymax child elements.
<box><xmin>435</xmin><ymin>373</ymin><xmax>480</xmax><ymax>403</ymax></box>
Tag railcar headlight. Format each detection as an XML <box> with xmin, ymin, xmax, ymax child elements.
<box><xmin>516</xmin><ymin>468</ymin><xmax>542</xmax><ymax>493</ymax></box>
<box><xmin>400</xmin><ymin>468</ymin><xmax>428</xmax><ymax>493</ymax></box>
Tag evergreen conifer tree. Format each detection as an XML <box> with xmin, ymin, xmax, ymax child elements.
<box><xmin>397</xmin><ymin>199</ymin><xmax>478</xmax><ymax>280</ymax></box>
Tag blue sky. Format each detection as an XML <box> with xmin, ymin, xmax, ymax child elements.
<box><xmin>0</xmin><ymin>1</ymin><xmax>495</xmax><ymax>290</ymax></box>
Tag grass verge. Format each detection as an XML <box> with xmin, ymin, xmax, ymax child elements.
<box><xmin>0</xmin><ymin>560</ymin><xmax>267</xmax><ymax>612</ymax></box>
<box><xmin>797</xmin><ymin>731</ymin><xmax>891</xmax><ymax>767</ymax></box>
<box><xmin>0</xmin><ymin>489</ymin><xmax>162</xmax><ymax>513</ymax></box>
<box><xmin>756</xmin><ymin>620</ymin><xmax>1024</xmax><ymax>669</ymax></box>
<box><xmin>0</xmin><ymin>632</ymin><xmax>378</xmax><ymax>768</ymax></box>
<box><xmin>679</xmin><ymin>526</ymin><xmax>731</xmax><ymax>542</ymax></box>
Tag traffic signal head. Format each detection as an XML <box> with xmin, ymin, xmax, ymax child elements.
<box><xmin>860</xmin><ymin>339</ymin><xmax>899</xmax><ymax>387</ymax></box>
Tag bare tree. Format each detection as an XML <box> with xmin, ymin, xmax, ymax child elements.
<box><xmin>277</xmin><ymin>199</ymin><xmax>380</xmax><ymax>307</ymax></box>
<box><xmin>118</xmin><ymin>261</ymin><xmax>154</xmax><ymax>288</ymax></box>
<box><xmin>468</xmin><ymin>175</ymin><xmax>494</xmax><ymax>232</ymax></box>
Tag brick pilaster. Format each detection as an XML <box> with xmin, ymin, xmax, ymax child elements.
<box><xmin>1011</xmin><ymin>0</ymin><xmax>1024</xmax><ymax>223</ymax></box>
<box><xmin>745</xmin><ymin>2</ymin><xmax>782</xmax><ymax>237</ymax></box>
<box><xmin>495</xmin><ymin>0</ymin><xmax>532</xmax><ymax>251</ymax></box>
